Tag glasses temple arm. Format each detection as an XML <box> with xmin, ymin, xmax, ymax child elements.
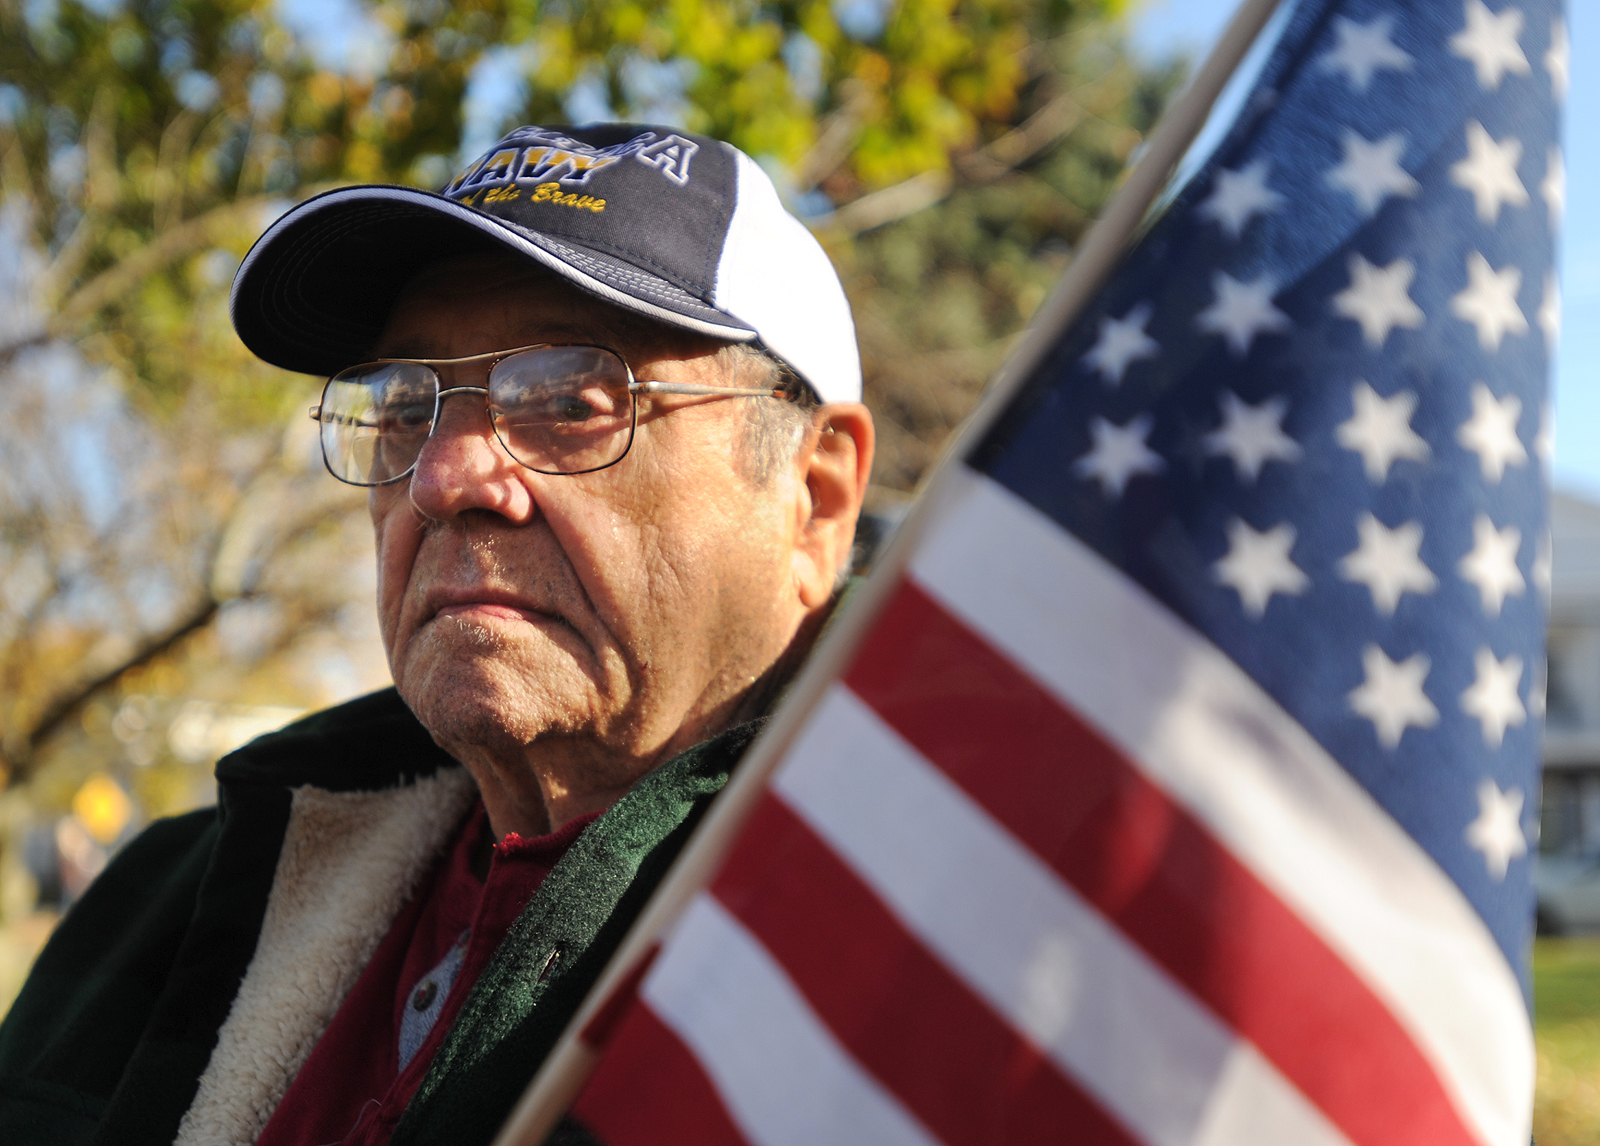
<box><xmin>630</xmin><ymin>380</ymin><xmax>786</xmax><ymax>399</ymax></box>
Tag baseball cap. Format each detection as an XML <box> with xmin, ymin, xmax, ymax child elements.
<box><xmin>229</xmin><ymin>124</ymin><xmax>861</xmax><ymax>404</ymax></box>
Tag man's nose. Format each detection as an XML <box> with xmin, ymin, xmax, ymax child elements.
<box><xmin>405</xmin><ymin>390</ymin><xmax>537</xmax><ymax>523</ymax></box>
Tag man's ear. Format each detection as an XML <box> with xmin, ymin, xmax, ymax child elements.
<box><xmin>791</xmin><ymin>403</ymin><xmax>875</xmax><ymax>609</ymax></box>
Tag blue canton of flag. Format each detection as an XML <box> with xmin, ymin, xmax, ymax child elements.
<box><xmin>976</xmin><ymin>0</ymin><xmax>1561</xmax><ymax>982</ymax></box>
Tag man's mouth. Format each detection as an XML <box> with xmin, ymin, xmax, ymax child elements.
<box><xmin>425</xmin><ymin>589</ymin><xmax>557</xmax><ymax>627</ymax></box>
<box><xmin>434</xmin><ymin>602</ymin><xmax>540</xmax><ymax>624</ymax></box>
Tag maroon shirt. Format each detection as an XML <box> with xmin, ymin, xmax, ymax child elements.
<box><xmin>256</xmin><ymin>800</ymin><xmax>598</xmax><ymax>1146</ymax></box>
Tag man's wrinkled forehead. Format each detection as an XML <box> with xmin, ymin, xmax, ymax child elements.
<box><xmin>372</xmin><ymin>252</ymin><xmax>715</xmax><ymax>362</ymax></box>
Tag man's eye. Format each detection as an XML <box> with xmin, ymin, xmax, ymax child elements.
<box><xmin>556</xmin><ymin>396</ymin><xmax>596</xmax><ymax>422</ymax></box>
<box><xmin>379</xmin><ymin>400</ymin><xmax>433</xmax><ymax>431</ymax></box>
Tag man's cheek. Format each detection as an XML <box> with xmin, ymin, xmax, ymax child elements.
<box><xmin>372</xmin><ymin>506</ymin><xmax>427</xmax><ymax>651</ymax></box>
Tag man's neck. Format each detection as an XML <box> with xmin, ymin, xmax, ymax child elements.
<box><xmin>458</xmin><ymin>590</ymin><xmax>845</xmax><ymax>839</ymax></box>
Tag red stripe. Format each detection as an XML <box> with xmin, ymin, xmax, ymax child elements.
<box><xmin>713</xmin><ymin>795</ymin><xmax>1140</xmax><ymax>1146</ymax></box>
<box><xmin>841</xmin><ymin>579</ymin><xmax>1476</xmax><ymax>1146</ymax></box>
<box><xmin>572</xmin><ymin>1001</ymin><xmax>750</xmax><ymax>1146</ymax></box>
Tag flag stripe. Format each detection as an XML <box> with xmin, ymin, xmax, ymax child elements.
<box><xmin>572</xmin><ymin>1003</ymin><xmax>750</xmax><ymax>1146</ymax></box>
<box><xmin>774</xmin><ymin>686</ymin><xmax>1350</xmax><ymax>1146</ymax></box>
<box><xmin>712</xmin><ymin>793</ymin><xmax>1140</xmax><ymax>1146</ymax></box>
<box><xmin>908</xmin><ymin>466</ymin><xmax>1530</xmax><ymax>1146</ymax></box>
<box><xmin>846</xmin><ymin>574</ymin><xmax>1476</xmax><ymax>1146</ymax></box>
<box><xmin>640</xmin><ymin>895</ymin><xmax>938</xmax><ymax>1146</ymax></box>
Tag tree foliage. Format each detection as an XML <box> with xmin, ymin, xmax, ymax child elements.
<box><xmin>0</xmin><ymin>0</ymin><xmax>1177</xmax><ymax>997</ymax></box>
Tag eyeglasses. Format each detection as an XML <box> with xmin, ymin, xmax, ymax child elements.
<box><xmin>309</xmin><ymin>344</ymin><xmax>787</xmax><ymax>486</ymax></box>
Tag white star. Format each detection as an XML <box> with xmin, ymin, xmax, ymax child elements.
<box><xmin>1339</xmin><ymin>514</ymin><xmax>1438</xmax><ymax>615</ymax></box>
<box><xmin>1195</xmin><ymin>272</ymin><xmax>1291</xmax><ymax>356</ymax></box>
<box><xmin>1466</xmin><ymin>779</ymin><xmax>1526</xmax><ymax>879</ymax></box>
<box><xmin>1332</xmin><ymin>254</ymin><xmax>1425</xmax><ymax>347</ymax></box>
<box><xmin>1462</xmin><ymin>649</ymin><xmax>1527</xmax><ymax>749</ymax></box>
<box><xmin>1547</xmin><ymin>16</ymin><xmax>1570</xmax><ymax>101</ymax></box>
<box><xmin>1539</xmin><ymin>272</ymin><xmax>1560</xmax><ymax>352</ymax></box>
<box><xmin>1456</xmin><ymin>382</ymin><xmax>1527</xmax><ymax>482</ymax></box>
<box><xmin>1073</xmin><ymin>414</ymin><xmax>1164</xmax><ymax>497</ymax></box>
<box><xmin>1336</xmin><ymin>381</ymin><xmax>1431</xmax><ymax>483</ymax></box>
<box><xmin>1198</xmin><ymin>160</ymin><xmax>1283</xmax><ymax>239</ymax></box>
<box><xmin>1450</xmin><ymin>121</ymin><xmax>1528</xmax><ymax>224</ymax></box>
<box><xmin>1450</xmin><ymin>0</ymin><xmax>1531</xmax><ymax>91</ymax></box>
<box><xmin>1204</xmin><ymin>392</ymin><xmax>1301</xmax><ymax>482</ymax></box>
<box><xmin>1459</xmin><ymin>513</ymin><xmax>1525</xmax><ymax>616</ymax></box>
<box><xmin>1214</xmin><ymin>519</ymin><xmax>1309</xmax><ymax>618</ymax></box>
<box><xmin>1451</xmin><ymin>252</ymin><xmax>1527</xmax><ymax>351</ymax></box>
<box><xmin>1082</xmin><ymin>303</ymin><xmax>1160</xmax><ymax>386</ymax></box>
<box><xmin>1536</xmin><ymin>401</ymin><xmax>1554</xmax><ymax>473</ymax></box>
<box><xmin>1543</xmin><ymin>146</ymin><xmax>1565</xmax><ymax>229</ymax></box>
<box><xmin>1319</xmin><ymin>15</ymin><xmax>1413</xmax><ymax>91</ymax></box>
<box><xmin>1325</xmin><ymin>131</ymin><xmax>1419</xmax><ymax>216</ymax></box>
<box><xmin>1350</xmin><ymin>645</ymin><xmax>1439</xmax><ymax>749</ymax></box>
<box><xmin>1533</xmin><ymin>529</ymin><xmax>1552</xmax><ymax>600</ymax></box>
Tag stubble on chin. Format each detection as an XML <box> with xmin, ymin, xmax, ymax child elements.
<box><xmin>396</xmin><ymin>612</ymin><xmax>604</xmax><ymax>755</ymax></box>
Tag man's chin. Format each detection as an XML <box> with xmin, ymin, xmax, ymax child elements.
<box><xmin>393</xmin><ymin>637</ymin><xmax>604</xmax><ymax>751</ymax></box>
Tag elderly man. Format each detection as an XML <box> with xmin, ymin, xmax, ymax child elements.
<box><xmin>0</xmin><ymin>124</ymin><xmax>873</xmax><ymax>1146</ymax></box>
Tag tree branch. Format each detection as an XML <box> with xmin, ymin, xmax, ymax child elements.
<box><xmin>832</xmin><ymin>90</ymin><xmax>1093</xmax><ymax>234</ymax></box>
<box><xmin>51</xmin><ymin>194</ymin><xmax>278</xmax><ymax>329</ymax></box>
<box><xmin>0</xmin><ymin>181</ymin><xmax>341</xmax><ymax>369</ymax></box>
<box><xmin>5</xmin><ymin>595</ymin><xmax>221</xmax><ymax>782</ymax></box>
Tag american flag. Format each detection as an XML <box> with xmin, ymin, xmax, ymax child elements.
<box><xmin>565</xmin><ymin>1</ymin><xmax>1562</xmax><ymax>1143</ymax></box>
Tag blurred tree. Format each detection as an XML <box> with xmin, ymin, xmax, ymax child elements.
<box><xmin>0</xmin><ymin>0</ymin><xmax>1177</xmax><ymax>1005</ymax></box>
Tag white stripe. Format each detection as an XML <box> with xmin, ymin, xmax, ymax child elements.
<box><xmin>907</xmin><ymin>465</ymin><xmax>1532</xmax><ymax>1146</ymax></box>
<box><xmin>644</xmin><ymin>895</ymin><xmax>937</xmax><ymax>1146</ymax></box>
<box><xmin>775</xmin><ymin>688</ymin><xmax>1350</xmax><ymax>1146</ymax></box>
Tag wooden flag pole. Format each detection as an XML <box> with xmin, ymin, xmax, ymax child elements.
<box><xmin>493</xmin><ymin>1</ymin><xmax>1286</xmax><ymax>1141</ymax></box>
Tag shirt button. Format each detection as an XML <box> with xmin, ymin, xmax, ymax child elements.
<box><xmin>412</xmin><ymin>980</ymin><xmax>438</xmax><ymax>1011</ymax></box>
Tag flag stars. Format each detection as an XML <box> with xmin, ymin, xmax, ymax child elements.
<box><xmin>1332</xmin><ymin>254</ymin><xmax>1425</xmax><ymax>347</ymax></box>
<box><xmin>1073</xmin><ymin>414</ymin><xmax>1164</xmax><ymax>497</ymax></box>
<box><xmin>1533</xmin><ymin>530</ymin><xmax>1553</xmax><ymax>601</ymax></box>
<box><xmin>1326</xmin><ymin>131</ymin><xmax>1419</xmax><ymax>217</ymax></box>
<box><xmin>1451</xmin><ymin>252</ymin><xmax>1527</xmax><ymax>351</ymax></box>
<box><xmin>1450</xmin><ymin>122</ymin><xmax>1528</xmax><ymax>224</ymax></box>
<box><xmin>1349</xmin><ymin>645</ymin><xmax>1439</xmax><ymax>749</ymax></box>
<box><xmin>1459</xmin><ymin>514</ymin><xmax>1525</xmax><ymax>616</ymax></box>
<box><xmin>1466</xmin><ymin>779</ymin><xmax>1527</xmax><ymax>879</ymax></box>
<box><xmin>1543</xmin><ymin>147</ymin><xmax>1565</xmax><ymax>229</ymax></box>
<box><xmin>1449</xmin><ymin>0</ymin><xmax>1531</xmax><ymax>91</ymax></box>
<box><xmin>1204</xmin><ymin>392</ymin><xmax>1301</xmax><ymax>481</ymax></box>
<box><xmin>1539</xmin><ymin>273</ymin><xmax>1560</xmax><ymax>352</ymax></box>
<box><xmin>1457</xmin><ymin>382</ymin><xmax>1527</xmax><ymax>482</ymax></box>
<box><xmin>1198</xmin><ymin>160</ymin><xmax>1283</xmax><ymax>239</ymax></box>
<box><xmin>1337</xmin><ymin>382</ymin><xmax>1431</xmax><ymax>483</ymax></box>
<box><xmin>1547</xmin><ymin>16</ymin><xmax>1570</xmax><ymax>101</ymax></box>
<box><xmin>1319</xmin><ymin>15</ymin><xmax>1412</xmax><ymax>91</ymax></box>
<box><xmin>1082</xmin><ymin>303</ymin><xmax>1160</xmax><ymax>385</ymax></box>
<box><xmin>1195</xmin><ymin>272</ymin><xmax>1291</xmax><ymax>356</ymax></box>
<box><xmin>1214</xmin><ymin>519</ymin><xmax>1309</xmax><ymax>618</ymax></box>
<box><xmin>1462</xmin><ymin>648</ymin><xmax>1527</xmax><ymax>748</ymax></box>
<box><xmin>1339</xmin><ymin>514</ymin><xmax>1438</xmax><ymax>615</ymax></box>
<box><xmin>1536</xmin><ymin>401</ymin><xmax>1555</xmax><ymax>474</ymax></box>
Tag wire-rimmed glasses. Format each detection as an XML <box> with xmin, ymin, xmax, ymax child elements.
<box><xmin>310</xmin><ymin>344</ymin><xmax>787</xmax><ymax>486</ymax></box>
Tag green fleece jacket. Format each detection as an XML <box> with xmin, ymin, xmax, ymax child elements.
<box><xmin>0</xmin><ymin>687</ymin><xmax>759</xmax><ymax>1146</ymax></box>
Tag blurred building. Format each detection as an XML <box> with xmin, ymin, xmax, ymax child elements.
<box><xmin>1541</xmin><ymin>490</ymin><xmax>1600</xmax><ymax>857</ymax></box>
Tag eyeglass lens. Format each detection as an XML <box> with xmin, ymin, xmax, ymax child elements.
<box><xmin>317</xmin><ymin>346</ymin><xmax>638</xmax><ymax>485</ymax></box>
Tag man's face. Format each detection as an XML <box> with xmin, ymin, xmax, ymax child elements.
<box><xmin>369</xmin><ymin>254</ymin><xmax>815</xmax><ymax>793</ymax></box>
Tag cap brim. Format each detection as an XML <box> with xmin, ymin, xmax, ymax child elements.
<box><xmin>230</xmin><ymin>186</ymin><xmax>758</xmax><ymax>377</ymax></box>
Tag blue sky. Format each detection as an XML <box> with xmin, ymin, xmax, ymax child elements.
<box><xmin>1131</xmin><ymin>0</ymin><xmax>1597</xmax><ymax>497</ymax></box>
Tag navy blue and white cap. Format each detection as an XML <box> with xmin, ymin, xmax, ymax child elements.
<box><xmin>230</xmin><ymin>124</ymin><xmax>861</xmax><ymax>404</ymax></box>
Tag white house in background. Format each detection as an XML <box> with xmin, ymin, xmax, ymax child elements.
<box><xmin>1540</xmin><ymin>490</ymin><xmax>1600</xmax><ymax>857</ymax></box>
